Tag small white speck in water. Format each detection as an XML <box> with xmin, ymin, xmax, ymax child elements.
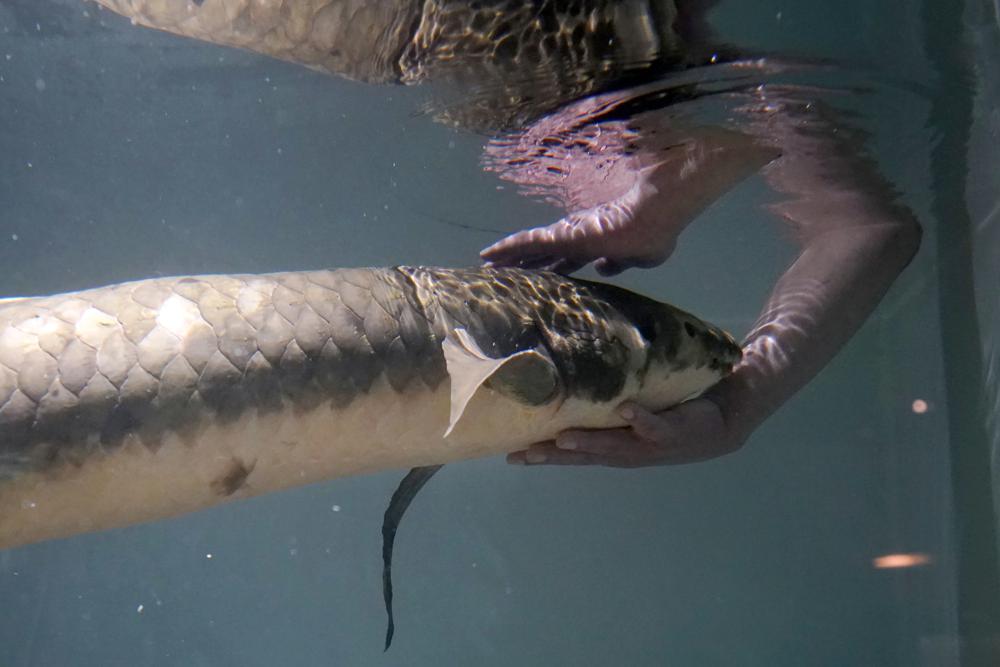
<box><xmin>136</xmin><ymin>604</ymin><xmax>144</xmax><ymax>613</ymax></box>
<box><xmin>19</xmin><ymin>499</ymin><xmax>34</xmax><ymax>509</ymax></box>
<box><xmin>205</xmin><ymin>553</ymin><xmax>213</xmax><ymax>559</ymax></box>
<box><xmin>11</xmin><ymin>234</ymin><xmax>18</xmax><ymax>241</ymax></box>
<box><xmin>289</xmin><ymin>548</ymin><xmax>298</xmax><ymax>557</ymax></box>
<box><xmin>331</xmin><ymin>505</ymin><xmax>341</xmax><ymax>512</ymax></box>
<box><xmin>448</xmin><ymin>140</ymin><xmax>456</xmax><ymax>149</ymax></box>
<box><xmin>34</xmin><ymin>78</ymin><xmax>46</xmax><ymax>92</ymax></box>
<box><xmin>25</xmin><ymin>162</ymin><xmax>31</xmax><ymax>169</ymax></box>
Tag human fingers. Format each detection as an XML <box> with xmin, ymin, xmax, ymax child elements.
<box><xmin>554</xmin><ymin>425</ymin><xmax>671</xmax><ymax>467</ymax></box>
<box><xmin>616</xmin><ymin>401</ymin><xmax>677</xmax><ymax>443</ymax></box>
<box><xmin>554</xmin><ymin>426</ymin><xmax>638</xmax><ymax>456</ymax></box>
<box><xmin>480</xmin><ymin>226</ymin><xmax>569</xmax><ymax>266</ymax></box>
<box><xmin>621</xmin><ymin>399</ymin><xmax>740</xmax><ymax>464</ymax></box>
<box><xmin>486</xmin><ymin>255</ymin><xmax>587</xmax><ymax>273</ymax></box>
<box><xmin>484</xmin><ymin>254</ymin><xmax>558</xmax><ymax>270</ymax></box>
<box><xmin>506</xmin><ymin>442</ymin><xmax>603</xmax><ymax>466</ymax></box>
<box><xmin>480</xmin><ymin>217</ymin><xmax>606</xmax><ymax>267</ymax></box>
<box><xmin>543</xmin><ymin>257</ymin><xmax>588</xmax><ymax>275</ymax></box>
<box><xmin>594</xmin><ymin>258</ymin><xmax>626</xmax><ymax>276</ymax></box>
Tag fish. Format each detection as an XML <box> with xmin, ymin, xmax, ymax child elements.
<box><xmin>88</xmin><ymin>0</ymin><xmax>689</xmax><ymax>131</ymax></box>
<box><xmin>0</xmin><ymin>265</ymin><xmax>740</xmax><ymax>643</ymax></box>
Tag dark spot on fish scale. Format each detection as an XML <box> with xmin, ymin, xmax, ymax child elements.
<box><xmin>212</xmin><ymin>457</ymin><xmax>256</xmax><ymax>497</ymax></box>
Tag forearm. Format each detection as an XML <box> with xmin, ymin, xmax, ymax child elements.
<box><xmin>709</xmin><ymin>212</ymin><xmax>921</xmax><ymax>439</ymax></box>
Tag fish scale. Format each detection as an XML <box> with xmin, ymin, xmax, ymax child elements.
<box><xmin>0</xmin><ymin>266</ymin><xmax>739</xmax><ymax>549</ymax></box>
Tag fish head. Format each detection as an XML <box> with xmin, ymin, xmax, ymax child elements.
<box><xmin>582</xmin><ymin>280</ymin><xmax>742</xmax><ymax>407</ymax></box>
<box><xmin>430</xmin><ymin>268</ymin><xmax>740</xmax><ymax>418</ymax></box>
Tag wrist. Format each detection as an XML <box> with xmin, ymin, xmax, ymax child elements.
<box><xmin>702</xmin><ymin>369</ymin><xmax>771</xmax><ymax>443</ymax></box>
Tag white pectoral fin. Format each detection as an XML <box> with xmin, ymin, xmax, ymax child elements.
<box><xmin>442</xmin><ymin>328</ymin><xmax>559</xmax><ymax>437</ymax></box>
<box><xmin>442</xmin><ymin>330</ymin><xmax>503</xmax><ymax>437</ymax></box>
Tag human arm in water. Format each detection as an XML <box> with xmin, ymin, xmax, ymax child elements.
<box><xmin>499</xmin><ymin>96</ymin><xmax>922</xmax><ymax>466</ymax></box>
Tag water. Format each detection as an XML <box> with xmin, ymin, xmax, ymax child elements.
<box><xmin>0</xmin><ymin>1</ymin><xmax>997</xmax><ymax>664</ymax></box>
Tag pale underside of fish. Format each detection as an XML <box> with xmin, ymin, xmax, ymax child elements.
<box><xmin>0</xmin><ymin>265</ymin><xmax>739</xmax><ymax>644</ymax></box>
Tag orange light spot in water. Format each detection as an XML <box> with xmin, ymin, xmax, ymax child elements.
<box><xmin>873</xmin><ymin>553</ymin><xmax>932</xmax><ymax>569</ymax></box>
<box><xmin>912</xmin><ymin>399</ymin><xmax>929</xmax><ymax>414</ymax></box>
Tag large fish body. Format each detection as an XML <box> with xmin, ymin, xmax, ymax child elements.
<box><xmin>0</xmin><ymin>267</ymin><xmax>739</xmax><ymax>550</ymax></box>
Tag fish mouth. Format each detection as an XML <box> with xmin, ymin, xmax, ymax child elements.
<box><xmin>719</xmin><ymin>331</ymin><xmax>743</xmax><ymax>365</ymax></box>
<box><xmin>702</xmin><ymin>326</ymin><xmax>742</xmax><ymax>372</ymax></box>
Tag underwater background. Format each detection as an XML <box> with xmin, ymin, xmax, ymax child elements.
<box><xmin>1</xmin><ymin>0</ymin><xmax>998</xmax><ymax>664</ymax></box>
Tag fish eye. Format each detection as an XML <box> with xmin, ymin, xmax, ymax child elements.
<box><xmin>635</xmin><ymin>314</ymin><xmax>658</xmax><ymax>342</ymax></box>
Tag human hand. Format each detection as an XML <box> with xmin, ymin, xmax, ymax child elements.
<box><xmin>480</xmin><ymin>201</ymin><xmax>678</xmax><ymax>277</ymax></box>
<box><xmin>479</xmin><ymin>159</ymin><xmax>685</xmax><ymax>277</ymax></box>
<box><xmin>507</xmin><ymin>395</ymin><xmax>748</xmax><ymax>468</ymax></box>
<box><xmin>482</xmin><ymin>125</ymin><xmax>778</xmax><ymax>276</ymax></box>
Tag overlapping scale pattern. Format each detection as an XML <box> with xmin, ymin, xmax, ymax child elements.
<box><xmin>0</xmin><ymin>267</ymin><xmax>647</xmax><ymax>477</ymax></box>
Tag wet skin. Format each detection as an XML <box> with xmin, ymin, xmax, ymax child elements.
<box><xmin>501</xmin><ymin>96</ymin><xmax>921</xmax><ymax>467</ymax></box>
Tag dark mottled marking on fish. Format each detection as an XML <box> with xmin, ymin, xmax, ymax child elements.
<box><xmin>211</xmin><ymin>457</ymin><xmax>256</xmax><ymax>497</ymax></box>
